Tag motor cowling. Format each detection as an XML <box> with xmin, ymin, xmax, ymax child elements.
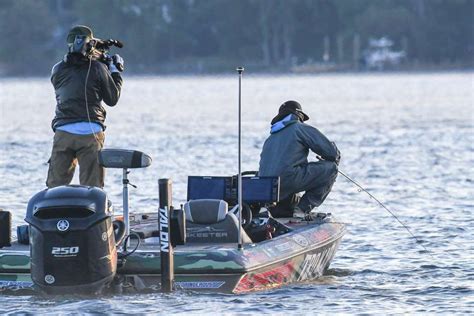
<box><xmin>25</xmin><ymin>185</ymin><xmax>117</xmax><ymax>294</ymax></box>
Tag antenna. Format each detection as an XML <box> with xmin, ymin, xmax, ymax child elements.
<box><xmin>236</xmin><ymin>66</ymin><xmax>244</xmax><ymax>250</ymax></box>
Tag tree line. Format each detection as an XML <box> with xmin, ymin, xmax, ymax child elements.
<box><xmin>0</xmin><ymin>0</ymin><xmax>472</xmax><ymax>75</ymax></box>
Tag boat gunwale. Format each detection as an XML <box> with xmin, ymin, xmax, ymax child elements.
<box><xmin>121</xmin><ymin>221</ymin><xmax>346</xmax><ymax>275</ymax></box>
<box><xmin>0</xmin><ymin>222</ymin><xmax>346</xmax><ymax>276</ymax></box>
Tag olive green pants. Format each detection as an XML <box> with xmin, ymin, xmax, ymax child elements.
<box><xmin>46</xmin><ymin>131</ymin><xmax>105</xmax><ymax>188</ymax></box>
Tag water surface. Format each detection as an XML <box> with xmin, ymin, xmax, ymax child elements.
<box><xmin>0</xmin><ymin>72</ymin><xmax>473</xmax><ymax>314</ymax></box>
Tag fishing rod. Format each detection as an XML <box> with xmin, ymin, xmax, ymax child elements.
<box><xmin>337</xmin><ymin>169</ymin><xmax>434</xmax><ymax>258</ymax></box>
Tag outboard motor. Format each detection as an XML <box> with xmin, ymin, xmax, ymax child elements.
<box><xmin>25</xmin><ymin>185</ymin><xmax>117</xmax><ymax>294</ymax></box>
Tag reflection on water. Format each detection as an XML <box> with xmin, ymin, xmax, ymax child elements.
<box><xmin>0</xmin><ymin>72</ymin><xmax>473</xmax><ymax>313</ymax></box>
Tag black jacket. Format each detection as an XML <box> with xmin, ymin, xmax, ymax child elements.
<box><xmin>51</xmin><ymin>53</ymin><xmax>123</xmax><ymax>131</ymax></box>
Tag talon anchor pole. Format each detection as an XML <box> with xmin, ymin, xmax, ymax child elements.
<box><xmin>158</xmin><ymin>178</ymin><xmax>174</xmax><ymax>292</ymax></box>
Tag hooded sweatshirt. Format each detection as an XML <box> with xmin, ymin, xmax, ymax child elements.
<box><xmin>259</xmin><ymin>114</ymin><xmax>340</xmax><ymax>193</ymax></box>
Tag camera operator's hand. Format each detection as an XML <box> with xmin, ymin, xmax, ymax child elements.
<box><xmin>108</xmin><ymin>54</ymin><xmax>124</xmax><ymax>73</ymax></box>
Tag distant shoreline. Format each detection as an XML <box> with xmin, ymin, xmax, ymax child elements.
<box><xmin>1</xmin><ymin>67</ymin><xmax>473</xmax><ymax>79</ymax></box>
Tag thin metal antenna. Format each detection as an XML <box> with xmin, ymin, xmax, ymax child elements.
<box><xmin>236</xmin><ymin>66</ymin><xmax>244</xmax><ymax>250</ymax></box>
<box><xmin>338</xmin><ymin>169</ymin><xmax>434</xmax><ymax>258</ymax></box>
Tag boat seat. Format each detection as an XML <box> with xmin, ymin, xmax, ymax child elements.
<box><xmin>184</xmin><ymin>199</ymin><xmax>252</xmax><ymax>244</ymax></box>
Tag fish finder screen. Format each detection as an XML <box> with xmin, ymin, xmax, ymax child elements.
<box><xmin>242</xmin><ymin>177</ymin><xmax>279</xmax><ymax>203</ymax></box>
<box><xmin>187</xmin><ymin>176</ymin><xmax>229</xmax><ymax>201</ymax></box>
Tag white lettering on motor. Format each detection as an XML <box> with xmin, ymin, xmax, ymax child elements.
<box><xmin>159</xmin><ymin>208</ymin><xmax>169</xmax><ymax>252</ymax></box>
<box><xmin>51</xmin><ymin>246</ymin><xmax>79</xmax><ymax>257</ymax></box>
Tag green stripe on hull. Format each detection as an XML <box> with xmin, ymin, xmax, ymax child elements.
<box><xmin>0</xmin><ymin>273</ymin><xmax>32</xmax><ymax>282</ymax></box>
<box><xmin>0</xmin><ymin>252</ymin><xmax>30</xmax><ymax>273</ymax></box>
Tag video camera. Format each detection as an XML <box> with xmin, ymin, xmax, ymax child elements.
<box><xmin>90</xmin><ymin>38</ymin><xmax>124</xmax><ymax>72</ymax></box>
<box><xmin>71</xmin><ymin>35</ymin><xmax>124</xmax><ymax>71</ymax></box>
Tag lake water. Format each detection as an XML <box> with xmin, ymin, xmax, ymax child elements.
<box><xmin>0</xmin><ymin>72</ymin><xmax>473</xmax><ymax>314</ymax></box>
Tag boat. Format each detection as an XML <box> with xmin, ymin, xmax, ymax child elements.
<box><xmin>0</xmin><ymin>69</ymin><xmax>345</xmax><ymax>294</ymax></box>
<box><xmin>0</xmin><ymin>148</ymin><xmax>345</xmax><ymax>294</ymax></box>
<box><xmin>0</xmin><ymin>210</ymin><xmax>345</xmax><ymax>294</ymax></box>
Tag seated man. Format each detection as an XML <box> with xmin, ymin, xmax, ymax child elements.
<box><xmin>259</xmin><ymin>101</ymin><xmax>340</xmax><ymax>218</ymax></box>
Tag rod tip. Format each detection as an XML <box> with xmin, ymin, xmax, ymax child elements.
<box><xmin>236</xmin><ymin>67</ymin><xmax>244</xmax><ymax>73</ymax></box>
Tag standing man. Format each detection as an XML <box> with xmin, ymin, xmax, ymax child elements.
<box><xmin>259</xmin><ymin>101</ymin><xmax>340</xmax><ymax>218</ymax></box>
<box><xmin>46</xmin><ymin>25</ymin><xmax>124</xmax><ymax>188</ymax></box>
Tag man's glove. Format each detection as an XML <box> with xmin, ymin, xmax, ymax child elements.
<box><xmin>108</xmin><ymin>54</ymin><xmax>124</xmax><ymax>73</ymax></box>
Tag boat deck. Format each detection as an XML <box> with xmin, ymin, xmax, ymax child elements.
<box><xmin>1</xmin><ymin>242</ymin><xmax>29</xmax><ymax>252</ymax></box>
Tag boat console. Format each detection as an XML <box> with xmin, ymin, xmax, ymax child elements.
<box><xmin>186</xmin><ymin>173</ymin><xmax>290</xmax><ymax>242</ymax></box>
<box><xmin>187</xmin><ymin>173</ymin><xmax>280</xmax><ymax>207</ymax></box>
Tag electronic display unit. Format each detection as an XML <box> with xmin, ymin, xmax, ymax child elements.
<box><xmin>241</xmin><ymin>176</ymin><xmax>279</xmax><ymax>203</ymax></box>
<box><xmin>187</xmin><ymin>176</ymin><xmax>233</xmax><ymax>201</ymax></box>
